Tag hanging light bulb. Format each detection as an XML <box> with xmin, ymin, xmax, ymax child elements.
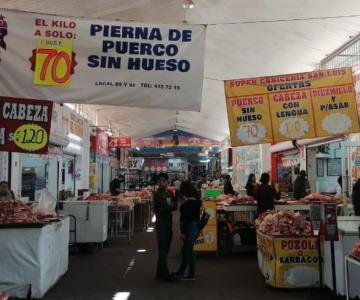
<box><xmin>182</xmin><ymin>0</ymin><xmax>195</xmax><ymax>9</ymax></box>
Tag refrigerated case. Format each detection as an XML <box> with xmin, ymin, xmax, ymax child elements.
<box><xmin>58</xmin><ymin>201</ymin><xmax>109</xmax><ymax>243</ymax></box>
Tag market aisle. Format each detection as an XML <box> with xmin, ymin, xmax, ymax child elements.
<box><xmin>44</xmin><ymin>219</ymin><xmax>315</xmax><ymax>300</ymax></box>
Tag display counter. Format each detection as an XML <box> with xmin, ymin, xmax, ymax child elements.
<box><xmin>0</xmin><ymin>217</ymin><xmax>69</xmax><ymax>298</ymax></box>
<box><xmin>58</xmin><ymin>201</ymin><xmax>108</xmax><ymax>243</ymax></box>
<box><xmin>257</xmin><ymin>231</ymin><xmax>320</xmax><ymax>288</ymax></box>
<box><xmin>323</xmin><ymin>216</ymin><xmax>360</xmax><ymax>296</ymax></box>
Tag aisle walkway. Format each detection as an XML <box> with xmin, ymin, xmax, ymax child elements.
<box><xmin>44</xmin><ymin>221</ymin><xmax>319</xmax><ymax>300</ymax></box>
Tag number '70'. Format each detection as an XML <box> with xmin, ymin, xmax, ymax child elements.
<box><xmin>37</xmin><ymin>49</ymin><xmax>71</xmax><ymax>84</ymax></box>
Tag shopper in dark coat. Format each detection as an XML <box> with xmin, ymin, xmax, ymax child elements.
<box><xmin>352</xmin><ymin>179</ymin><xmax>360</xmax><ymax>216</ymax></box>
<box><xmin>254</xmin><ymin>173</ymin><xmax>280</xmax><ymax>216</ymax></box>
<box><xmin>293</xmin><ymin>170</ymin><xmax>309</xmax><ymax>200</ymax></box>
<box><xmin>153</xmin><ymin>173</ymin><xmax>177</xmax><ymax>281</ymax></box>
<box><xmin>174</xmin><ymin>181</ymin><xmax>202</xmax><ymax>280</ymax></box>
<box><xmin>224</xmin><ymin>175</ymin><xmax>236</xmax><ymax>195</ymax></box>
<box><xmin>245</xmin><ymin>173</ymin><xmax>257</xmax><ymax>197</ymax></box>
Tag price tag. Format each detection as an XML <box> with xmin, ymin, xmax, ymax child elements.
<box><xmin>279</xmin><ymin>118</ymin><xmax>310</xmax><ymax>139</ymax></box>
<box><xmin>34</xmin><ymin>38</ymin><xmax>73</xmax><ymax>87</ymax></box>
<box><xmin>13</xmin><ymin>124</ymin><xmax>49</xmax><ymax>152</ymax></box>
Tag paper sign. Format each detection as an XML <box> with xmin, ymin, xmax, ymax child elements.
<box><xmin>34</xmin><ymin>38</ymin><xmax>73</xmax><ymax>87</ymax></box>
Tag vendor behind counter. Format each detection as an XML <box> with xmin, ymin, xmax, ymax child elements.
<box><xmin>0</xmin><ymin>181</ymin><xmax>15</xmax><ymax>201</ymax></box>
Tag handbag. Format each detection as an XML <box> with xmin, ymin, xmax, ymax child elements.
<box><xmin>198</xmin><ymin>211</ymin><xmax>211</xmax><ymax>231</ymax></box>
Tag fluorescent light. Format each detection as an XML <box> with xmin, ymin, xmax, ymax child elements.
<box><xmin>200</xmin><ymin>159</ymin><xmax>210</xmax><ymax>163</ymax></box>
<box><xmin>173</xmin><ymin>129</ymin><xmax>178</xmax><ymax>132</ymax></box>
<box><xmin>67</xmin><ymin>132</ymin><xmax>82</xmax><ymax>142</ymax></box>
<box><xmin>137</xmin><ymin>249</ymin><xmax>147</xmax><ymax>253</ymax></box>
<box><xmin>182</xmin><ymin>0</ymin><xmax>194</xmax><ymax>9</ymax></box>
<box><xmin>67</xmin><ymin>142</ymin><xmax>82</xmax><ymax>151</ymax></box>
<box><xmin>113</xmin><ymin>292</ymin><xmax>130</xmax><ymax>300</ymax></box>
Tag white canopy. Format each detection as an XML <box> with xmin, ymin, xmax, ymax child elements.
<box><xmin>1</xmin><ymin>0</ymin><xmax>360</xmax><ymax>140</ymax></box>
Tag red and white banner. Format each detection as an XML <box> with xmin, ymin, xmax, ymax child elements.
<box><xmin>109</xmin><ymin>136</ymin><xmax>131</xmax><ymax>148</ymax></box>
<box><xmin>0</xmin><ymin>96</ymin><xmax>52</xmax><ymax>154</ymax></box>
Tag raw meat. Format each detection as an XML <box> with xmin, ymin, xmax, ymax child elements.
<box><xmin>255</xmin><ymin>210</ymin><xmax>312</xmax><ymax>236</ymax></box>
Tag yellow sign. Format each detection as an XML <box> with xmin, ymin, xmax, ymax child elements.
<box><xmin>194</xmin><ymin>225</ymin><xmax>217</xmax><ymax>252</ymax></box>
<box><xmin>194</xmin><ymin>200</ymin><xmax>217</xmax><ymax>252</ymax></box>
<box><xmin>256</xmin><ymin>231</ymin><xmax>320</xmax><ymax>288</ymax></box>
<box><xmin>89</xmin><ymin>162</ymin><xmax>97</xmax><ymax>189</ymax></box>
<box><xmin>257</xmin><ymin>232</ymin><xmax>276</xmax><ymax>286</ymax></box>
<box><xmin>13</xmin><ymin>124</ymin><xmax>49</xmax><ymax>152</ymax></box>
<box><xmin>225</xmin><ymin>67</ymin><xmax>360</xmax><ymax>146</ymax></box>
<box><xmin>203</xmin><ymin>200</ymin><xmax>217</xmax><ymax>226</ymax></box>
<box><xmin>34</xmin><ymin>38</ymin><xmax>73</xmax><ymax>87</ymax></box>
<box><xmin>273</xmin><ymin>237</ymin><xmax>320</xmax><ymax>288</ymax></box>
<box><xmin>225</xmin><ymin>94</ymin><xmax>273</xmax><ymax>146</ymax></box>
<box><xmin>269</xmin><ymin>90</ymin><xmax>316</xmax><ymax>142</ymax></box>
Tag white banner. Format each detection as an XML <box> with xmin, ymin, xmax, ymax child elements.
<box><xmin>0</xmin><ymin>9</ymin><xmax>205</xmax><ymax>111</ymax></box>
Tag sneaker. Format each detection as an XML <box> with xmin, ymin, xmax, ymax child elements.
<box><xmin>180</xmin><ymin>276</ymin><xmax>197</xmax><ymax>281</ymax></box>
<box><xmin>171</xmin><ymin>272</ymin><xmax>183</xmax><ymax>278</ymax></box>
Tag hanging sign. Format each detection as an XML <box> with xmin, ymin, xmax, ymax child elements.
<box><xmin>225</xmin><ymin>68</ymin><xmax>360</xmax><ymax>146</ymax></box>
<box><xmin>0</xmin><ymin>96</ymin><xmax>52</xmax><ymax>154</ymax></box>
<box><xmin>109</xmin><ymin>136</ymin><xmax>131</xmax><ymax>148</ymax></box>
<box><xmin>0</xmin><ymin>9</ymin><xmax>205</xmax><ymax>111</ymax></box>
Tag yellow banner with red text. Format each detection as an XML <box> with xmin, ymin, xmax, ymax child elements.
<box><xmin>225</xmin><ymin>68</ymin><xmax>360</xmax><ymax>146</ymax></box>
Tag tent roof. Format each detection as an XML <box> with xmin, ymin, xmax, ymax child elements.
<box><xmin>1</xmin><ymin>0</ymin><xmax>360</xmax><ymax>140</ymax></box>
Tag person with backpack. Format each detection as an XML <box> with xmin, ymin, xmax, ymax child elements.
<box><xmin>173</xmin><ymin>181</ymin><xmax>203</xmax><ymax>281</ymax></box>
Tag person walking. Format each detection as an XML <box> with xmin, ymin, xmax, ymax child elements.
<box><xmin>254</xmin><ymin>173</ymin><xmax>280</xmax><ymax>216</ymax></box>
<box><xmin>153</xmin><ymin>173</ymin><xmax>177</xmax><ymax>281</ymax></box>
<box><xmin>173</xmin><ymin>181</ymin><xmax>202</xmax><ymax>280</ymax></box>
<box><xmin>293</xmin><ymin>170</ymin><xmax>309</xmax><ymax>200</ymax></box>
<box><xmin>245</xmin><ymin>173</ymin><xmax>257</xmax><ymax>197</ymax></box>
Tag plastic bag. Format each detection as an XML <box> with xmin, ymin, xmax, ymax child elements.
<box><xmin>32</xmin><ymin>189</ymin><xmax>57</xmax><ymax>216</ymax></box>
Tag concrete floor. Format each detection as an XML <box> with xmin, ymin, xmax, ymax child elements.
<box><xmin>43</xmin><ymin>221</ymin><xmax>329</xmax><ymax>300</ymax></box>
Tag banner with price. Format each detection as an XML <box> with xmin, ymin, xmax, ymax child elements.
<box><xmin>0</xmin><ymin>96</ymin><xmax>53</xmax><ymax>154</ymax></box>
<box><xmin>225</xmin><ymin>67</ymin><xmax>360</xmax><ymax>146</ymax></box>
<box><xmin>0</xmin><ymin>9</ymin><xmax>205</xmax><ymax>111</ymax></box>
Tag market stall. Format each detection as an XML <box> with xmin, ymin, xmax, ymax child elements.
<box><xmin>323</xmin><ymin>216</ymin><xmax>360</xmax><ymax>296</ymax></box>
<box><xmin>256</xmin><ymin>210</ymin><xmax>320</xmax><ymax>288</ymax></box>
<box><xmin>58</xmin><ymin>198</ymin><xmax>109</xmax><ymax>244</ymax></box>
<box><xmin>0</xmin><ymin>201</ymin><xmax>69</xmax><ymax>298</ymax></box>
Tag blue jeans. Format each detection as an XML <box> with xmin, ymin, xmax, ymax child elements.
<box><xmin>177</xmin><ymin>221</ymin><xmax>199</xmax><ymax>277</ymax></box>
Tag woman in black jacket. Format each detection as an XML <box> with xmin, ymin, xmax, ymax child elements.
<box><xmin>173</xmin><ymin>181</ymin><xmax>202</xmax><ymax>280</ymax></box>
<box><xmin>245</xmin><ymin>173</ymin><xmax>257</xmax><ymax>197</ymax></box>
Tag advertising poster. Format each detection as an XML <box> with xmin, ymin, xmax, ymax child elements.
<box><xmin>224</xmin><ymin>68</ymin><xmax>360</xmax><ymax>146</ymax></box>
<box><xmin>0</xmin><ymin>96</ymin><xmax>53</xmax><ymax>154</ymax></box>
<box><xmin>0</xmin><ymin>9</ymin><xmax>205</xmax><ymax>111</ymax></box>
<box><xmin>194</xmin><ymin>200</ymin><xmax>217</xmax><ymax>252</ymax></box>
